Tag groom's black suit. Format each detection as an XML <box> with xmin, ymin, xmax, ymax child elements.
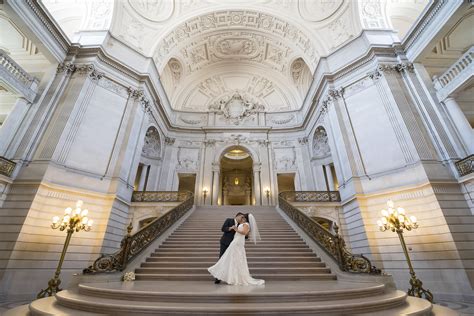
<box><xmin>219</xmin><ymin>218</ymin><xmax>236</xmax><ymax>258</ymax></box>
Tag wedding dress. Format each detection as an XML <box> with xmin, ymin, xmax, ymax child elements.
<box><xmin>208</xmin><ymin>222</ymin><xmax>265</xmax><ymax>286</ymax></box>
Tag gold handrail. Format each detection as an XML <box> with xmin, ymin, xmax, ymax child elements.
<box><xmin>84</xmin><ymin>191</ymin><xmax>194</xmax><ymax>274</ymax></box>
<box><xmin>279</xmin><ymin>192</ymin><xmax>381</xmax><ymax>274</ymax></box>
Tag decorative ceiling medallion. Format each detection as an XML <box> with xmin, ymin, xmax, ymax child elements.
<box><xmin>298</xmin><ymin>0</ymin><xmax>344</xmax><ymax>22</ymax></box>
<box><xmin>128</xmin><ymin>0</ymin><xmax>174</xmax><ymax>22</ymax></box>
<box><xmin>209</xmin><ymin>91</ymin><xmax>265</xmax><ymax>125</ymax></box>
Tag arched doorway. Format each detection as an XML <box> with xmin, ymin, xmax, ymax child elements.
<box><xmin>220</xmin><ymin>147</ymin><xmax>253</xmax><ymax>205</ymax></box>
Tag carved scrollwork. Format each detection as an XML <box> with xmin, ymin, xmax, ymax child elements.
<box><xmin>455</xmin><ymin>154</ymin><xmax>474</xmax><ymax>177</ymax></box>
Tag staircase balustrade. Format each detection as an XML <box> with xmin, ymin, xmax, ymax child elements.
<box><xmin>455</xmin><ymin>154</ymin><xmax>474</xmax><ymax>177</ymax></box>
<box><xmin>279</xmin><ymin>191</ymin><xmax>381</xmax><ymax>274</ymax></box>
<box><xmin>84</xmin><ymin>191</ymin><xmax>194</xmax><ymax>274</ymax></box>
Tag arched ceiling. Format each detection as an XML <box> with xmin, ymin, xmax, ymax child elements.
<box><xmin>43</xmin><ymin>0</ymin><xmax>428</xmax><ymax>113</ymax></box>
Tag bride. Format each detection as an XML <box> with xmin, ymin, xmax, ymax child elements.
<box><xmin>208</xmin><ymin>213</ymin><xmax>265</xmax><ymax>286</ymax></box>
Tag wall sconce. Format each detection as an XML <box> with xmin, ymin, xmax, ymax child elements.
<box><xmin>203</xmin><ymin>188</ymin><xmax>208</xmax><ymax>204</ymax></box>
<box><xmin>265</xmin><ymin>188</ymin><xmax>270</xmax><ymax>204</ymax></box>
<box><xmin>377</xmin><ymin>200</ymin><xmax>433</xmax><ymax>302</ymax></box>
<box><xmin>234</xmin><ymin>177</ymin><xmax>239</xmax><ymax>185</ymax></box>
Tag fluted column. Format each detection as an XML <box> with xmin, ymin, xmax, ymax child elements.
<box><xmin>443</xmin><ymin>97</ymin><xmax>474</xmax><ymax>155</ymax></box>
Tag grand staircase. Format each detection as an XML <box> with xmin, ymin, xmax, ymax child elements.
<box><xmin>7</xmin><ymin>206</ymin><xmax>455</xmax><ymax>315</ymax></box>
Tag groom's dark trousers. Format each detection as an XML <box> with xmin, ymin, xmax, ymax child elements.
<box><xmin>219</xmin><ymin>218</ymin><xmax>236</xmax><ymax>258</ymax></box>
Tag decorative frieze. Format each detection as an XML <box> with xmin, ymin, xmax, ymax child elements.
<box><xmin>56</xmin><ymin>63</ymin><xmax>105</xmax><ymax>81</ymax></box>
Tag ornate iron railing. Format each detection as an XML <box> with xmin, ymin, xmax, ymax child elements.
<box><xmin>455</xmin><ymin>155</ymin><xmax>474</xmax><ymax>177</ymax></box>
<box><xmin>279</xmin><ymin>190</ymin><xmax>341</xmax><ymax>202</ymax></box>
<box><xmin>279</xmin><ymin>192</ymin><xmax>381</xmax><ymax>274</ymax></box>
<box><xmin>0</xmin><ymin>156</ymin><xmax>16</xmax><ymax>177</ymax></box>
<box><xmin>84</xmin><ymin>191</ymin><xmax>194</xmax><ymax>274</ymax></box>
<box><xmin>131</xmin><ymin>191</ymin><xmax>191</xmax><ymax>202</ymax></box>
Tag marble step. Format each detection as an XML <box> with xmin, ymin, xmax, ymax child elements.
<box><xmin>48</xmin><ymin>288</ymin><xmax>414</xmax><ymax>315</ymax></box>
<box><xmin>166</xmin><ymin>236</ymin><xmax>303</xmax><ymax>240</ymax></box>
<box><xmin>150</xmin><ymin>252</ymin><xmax>317</xmax><ymax>257</ymax></box>
<box><xmin>145</xmin><ymin>256</ymin><xmax>322</xmax><ymax>262</ymax></box>
<box><xmin>154</xmin><ymin>247</ymin><xmax>314</xmax><ymax>252</ymax></box>
<box><xmin>134</xmin><ymin>273</ymin><xmax>338</xmax><ymax>281</ymax></box>
<box><xmin>160</xmin><ymin>243</ymin><xmax>309</xmax><ymax>248</ymax></box>
<box><xmin>76</xmin><ymin>281</ymin><xmax>385</xmax><ymax>303</ymax></box>
<box><xmin>135</xmin><ymin>267</ymin><xmax>332</xmax><ymax>274</ymax></box>
<box><xmin>140</xmin><ymin>261</ymin><xmax>327</xmax><ymax>268</ymax></box>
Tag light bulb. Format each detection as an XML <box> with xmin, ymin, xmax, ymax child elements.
<box><xmin>64</xmin><ymin>207</ymin><xmax>72</xmax><ymax>215</ymax></box>
<box><xmin>87</xmin><ymin>219</ymin><xmax>93</xmax><ymax>227</ymax></box>
<box><xmin>52</xmin><ymin>216</ymin><xmax>59</xmax><ymax>224</ymax></box>
<box><xmin>410</xmin><ymin>216</ymin><xmax>417</xmax><ymax>223</ymax></box>
<box><xmin>74</xmin><ymin>208</ymin><xmax>81</xmax><ymax>215</ymax></box>
<box><xmin>76</xmin><ymin>200</ymin><xmax>83</xmax><ymax>208</ymax></box>
<box><xmin>388</xmin><ymin>208</ymin><xmax>394</xmax><ymax>214</ymax></box>
<box><xmin>381</xmin><ymin>209</ymin><xmax>388</xmax><ymax>217</ymax></box>
<box><xmin>82</xmin><ymin>216</ymin><xmax>89</xmax><ymax>224</ymax></box>
<box><xmin>63</xmin><ymin>215</ymin><xmax>70</xmax><ymax>222</ymax></box>
<box><xmin>398</xmin><ymin>215</ymin><xmax>405</xmax><ymax>223</ymax></box>
<box><xmin>377</xmin><ymin>220</ymin><xmax>382</xmax><ymax>227</ymax></box>
<box><xmin>398</xmin><ymin>207</ymin><xmax>405</xmax><ymax>215</ymax></box>
<box><xmin>381</xmin><ymin>217</ymin><xmax>387</xmax><ymax>224</ymax></box>
<box><xmin>81</xmin><ymin>209</ymin><xmax>88</xmax><ymax>217</ymax></box>
<box><xmin>387</xmin><ymin>200</ymin><xmax>394</xmax><ymax>208</ymax></box>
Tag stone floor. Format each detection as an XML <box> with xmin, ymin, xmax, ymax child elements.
<box><xmin>1</xmin><ymin>294</ymin><xmax>473</xmax><ymax>315</ymax></box>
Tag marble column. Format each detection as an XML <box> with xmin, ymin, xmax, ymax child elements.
<box><xmin>443</xmin><ymin>97</ymin><xmax>474</xmax><ymax>155</ymax></box>
<box><xmin>253</xmin><ymin>163</ymin><xmax>262</xmax><ymax>205</ymax></box>
<box><xmin>138</xmin><ymin>164</ymin><xmax>148</xmax><ymax>191</ymax></box>
<box><xmin>0</xmin><ymin>97</ymin><xmax>30</xmax><ymax>157</ymax></box>
<box><xmin>211</xmin><ymin>162</ymin><xmax>220</xmax><ymax>205</ymax></box>
<box><xmin>325</xmin><ymin>164</ymin><xmax>335</xmax><ymax>191</ymax></box>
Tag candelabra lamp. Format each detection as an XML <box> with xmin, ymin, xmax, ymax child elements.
<box><xmin>37</xmin><ymin>200</ymin><xmax>93</xmax><ymax>298</ymax></box>
<box><xmin>377</xmin><ymin>200</ymin><xmax>433</xmax><ymax>302</ymax></box>
<box><xmin>264</xmin><ymin>188</ymin><xmax>270</xmax><ymax>205</ymax></box>
<box><xmin>203</xmin><ymin>188</ymin><xmax>208</xmax><ymax>204</ymax></box>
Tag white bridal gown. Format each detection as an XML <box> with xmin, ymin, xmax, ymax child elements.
<box><xmin>208</xmin><ymin>223</ymin><xmax>265</xmax><ymax>286</ymax></box>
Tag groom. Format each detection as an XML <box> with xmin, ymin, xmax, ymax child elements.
<box><xmin>214</xmin><ymin>212</ymin><xmax>245</xmax><ymax>284</ymax></box>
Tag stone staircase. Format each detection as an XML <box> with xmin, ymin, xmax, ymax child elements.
<box><xmin>6</xmin><ymin>206</ymin><xmax>455</xmax><ymax>315</ymax></box>
<box><xmin>135</xmin><ymin>206</ymin><xmax>336</xmax><ymax>282</ymax></box>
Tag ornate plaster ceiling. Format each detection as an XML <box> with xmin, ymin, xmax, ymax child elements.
<box><xmin>42</xmin><ymin>0</ymin><xmax>429</xmax><ymax>113</ymax></box>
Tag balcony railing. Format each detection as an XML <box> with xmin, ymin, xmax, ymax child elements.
<box><xmin>434</xmin><ymin>46</ymin><xmax>474</xmax><ymax>101</ymax></box>
<box><xmin>456</xmin><ymin>154</ymin><xmax>474</xmax><ymax>177</ymax></box>
<box><xmin>0</xmin><ymin>49</ymin><xmax>38</xmax><ymax>102</ymax></box>
<box><xmin>131</xmin><ymin>191</ymin><xmax>192</xmax><ymax>202</ymax></box>
<box><xmin>0</xmin><ymin>156</ymin><xmax>16</xmax><ymax>177</ymax></box>
<box><xmin>279</xmin><ymin>190</ymin><xmax>341</xmax><ymax>202</ymax></box>
<box><xmin>84</xmin><ymin>191</ymin><xmax>194</xmax><ymax>274</ymax></box>
<box><xmin>279</xmin><ymin>192</ymin><xmax>381</xmax><ymax>274</ymax></box>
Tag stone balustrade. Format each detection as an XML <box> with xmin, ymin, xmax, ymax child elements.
<box><xmin>0</xmin><ymin>49</ymin><xmax>39</xmax><ymax>102</ymax></box>
<box><xmin>456</xmin><ymin>154</ymin><xmax>474</xmax><ymax>177</ymax></box>
<box><xmin>0</xmin><ymin>156</ymin><xmax>16</xmax><ymax>177</ymax></box>
<box><xmin>434</xmin><ymin>46</ymin><xmax>474</xmax><ymax>101</ymax></box>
